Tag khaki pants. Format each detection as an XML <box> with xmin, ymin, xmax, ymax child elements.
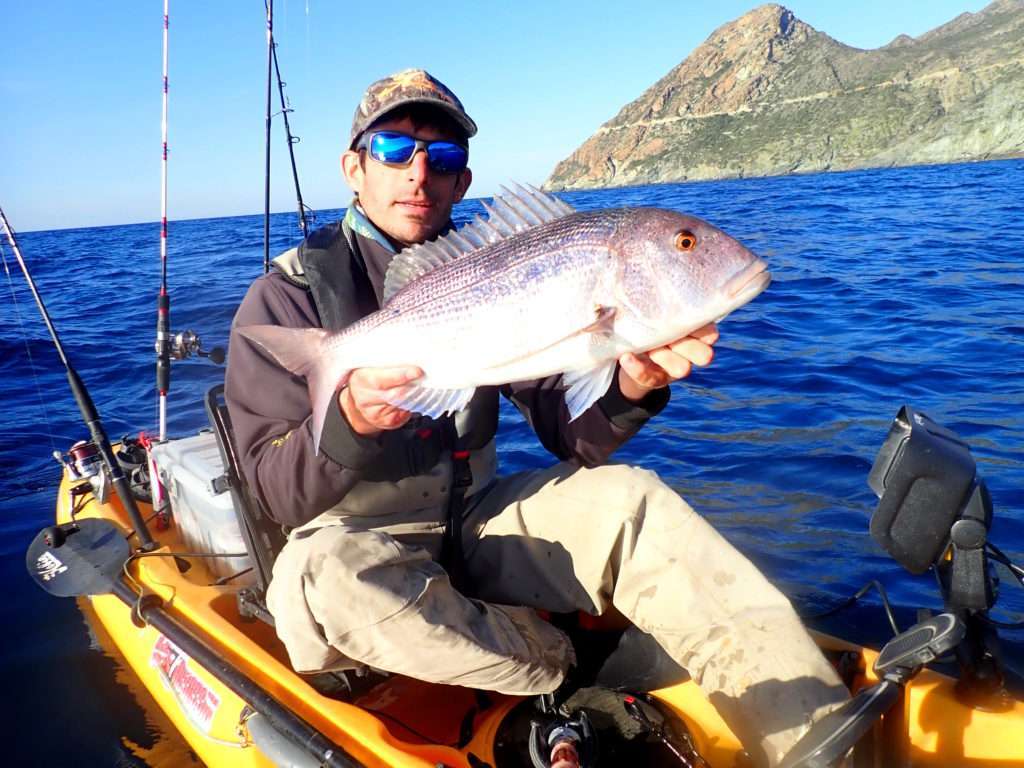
<box><xmin>267</xmin><ymin>462</ymin><xmax>847</xmax><ymax>766</ymax></box>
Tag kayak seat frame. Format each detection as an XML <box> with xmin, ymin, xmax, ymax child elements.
<box><xmin>205</xmin><ymin>383</ymin><xmax>288</xmax><ymax>625</ymax></box>
<box><xmin>205</xmin><ymin>384</ymin><xmax>394</xmax><ymax>697</ymax></box>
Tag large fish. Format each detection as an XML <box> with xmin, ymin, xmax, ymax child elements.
<box><xmin>239</xmin><ymin>185</ymin><xmax>770</xmax><ymax>453</ymax></box>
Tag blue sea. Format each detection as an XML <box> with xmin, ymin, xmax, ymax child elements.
<box><xmin>2</xmin><ymin>160</ymin><xmax>1023</xmax><ymax>764</ymax></box>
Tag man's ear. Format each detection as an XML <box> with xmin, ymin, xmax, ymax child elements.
<box><xmin>341</xmin><ymin>150</ymin><xmax>364</xmax><ymax>195</ymax></box>
<box><xmin>453</xmin><ymin>167</ymin><xmax>472</xmax><ymax>204</ymax></box>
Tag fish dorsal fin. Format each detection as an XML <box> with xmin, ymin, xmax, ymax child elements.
<box><xmin>381</xmin><ymin>183</ymin><xmax>574</xmax><ymax>304</ymax></box>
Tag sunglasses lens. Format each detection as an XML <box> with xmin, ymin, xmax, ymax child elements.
<box><xmin>368</xmin><ymin>132</ymin><xmax>417</xmax><ymax>164</ymax></box>
<box><xmin>426</xmin><ymin>142</ymin><xmax>469</xmax><ymax>174</ymax></box>
<box><xmin>365</xmin><ymin>132</ymin><xmax>468</xmax><ymax>174</ymax></box>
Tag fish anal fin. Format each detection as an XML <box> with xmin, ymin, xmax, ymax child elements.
<box><xmin>386</xmin><ymin>384</ymin><xmax>476</xmax><ymax>419</ymax></box>
<box><xmin>562</xmin><ymin>361</ymin><xmax>617</xmax><ymax>421</ymax></box>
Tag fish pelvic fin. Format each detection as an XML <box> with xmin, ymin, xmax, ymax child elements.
<box><xmin>236</xmin><ymin>324</ymin><xmax>351</xmax><ymax>455</ymax></box>
<box><xmin>381</xmin><ymin>183</ymin><xmax>575</xmax><ymax>304</ymax></box>
<box><xmin>561</xmin><ymin>361</ymin><xmax>617</xmax><ymax>422</ymax></box>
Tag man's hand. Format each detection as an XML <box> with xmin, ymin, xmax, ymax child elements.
<box><xmin>338</xmin><ymin>366</ymin><xmax>423</xmax><ymax>436</ymax></box>
<box><xmin>618</xmin><ymin>323</ymin><xmax>719</xmax><ymax>402</ymax></box>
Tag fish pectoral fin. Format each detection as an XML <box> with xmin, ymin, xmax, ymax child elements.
<box><xmin>583</xmin><ymin>305</ymin><xmax>616</xmax><ymax>334</ymax></box>
<box><xmin>475</xmin><ymin>308</ymin><xmax>619</xmax><ymax>374</ymax></box>
<box><xmin>386</xmin><ymin>384</ymin><xmax>476</xmax><ymax>419</ymax></box>
<box><xmin>561</xmin><ymin>361</ymin><xmax>617</xmax><ymax>421</ymax></box>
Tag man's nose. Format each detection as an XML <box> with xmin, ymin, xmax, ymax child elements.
<box><xmin>405</xmin><ymin>149</ymin><xmax>432</xmax><ymax>182</ymax></box>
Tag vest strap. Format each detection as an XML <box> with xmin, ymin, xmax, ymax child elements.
<box><xmin>441</xmin><ymin>443</ymin><xmax>474</xmax><ymax>595</ymax></box>
<box><xmin>273</xmin><ymin>220</ymin><xmax>378</xmax><ymax>331</ymax></box>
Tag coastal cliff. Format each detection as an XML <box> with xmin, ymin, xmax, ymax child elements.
<box><xmin>544</xmin><ymin>1</ymin><xmax>1024</xmax><ymax>190</ymax></box>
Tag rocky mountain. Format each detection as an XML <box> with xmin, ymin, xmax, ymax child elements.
<box><xmin>545</xmin><ymin>1</ymin><xmax>1024</xmax><ymax>190</ymax></box>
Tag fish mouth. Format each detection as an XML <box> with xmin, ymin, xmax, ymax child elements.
<box><xmin>724</xmin><ymin>258</ymin><xmax>771</xmax><ymax>303</ymax></box>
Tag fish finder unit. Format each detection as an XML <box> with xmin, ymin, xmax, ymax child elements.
<box><xmin>867</xmin><ymin>405</ymin><xmax>994</xmax><ymax>612</ymax></box>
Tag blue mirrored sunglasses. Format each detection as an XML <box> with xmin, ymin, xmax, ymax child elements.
<box><xmin>357</xmin><ymin>130</ymin><xmax>469</xmax><ymax>175</ymax></box>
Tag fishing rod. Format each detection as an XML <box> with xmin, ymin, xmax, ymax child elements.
<box><xmin>153</xmin><ymin>0</ymin><xmax>224</xmax><ymax>444</ymax></box>
<box><xmin>263</xmin><ymin>0</ymin><xmax>313</xmax><ymax>274</ymax></box>
<box><xmin>156</xmin><ymin>0</ymin><xmax>171</xmax><ymax>441</ymax></box>
<box><xmin>263</xmin><ymin>0</ymin><xmax>273</xmax><ymax>274</ymax></box>
<box><xmin>270</xmin><ymin>16</ymin><xmax>312</xmax><ymax>237</ymax></box>
<box><xmin>0</xmin><ymin>206</ymin><xmax>156</xmax><ymax>551</ymax></box>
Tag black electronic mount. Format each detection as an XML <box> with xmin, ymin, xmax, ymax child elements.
<box><xmin>782</xmin><ymin>405</ymin><xmax>1022</xmax><ymax>768</ymax></box>
<box><xmin>868</xmin><ymin>405</ymin><xmax>1008</xmax><ymax>705</ymax></box>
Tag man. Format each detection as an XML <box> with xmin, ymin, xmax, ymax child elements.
<box><xmin>226</xmin><ymin>68</ymin><xmax>847</xmax><ymax>766</ymax></box>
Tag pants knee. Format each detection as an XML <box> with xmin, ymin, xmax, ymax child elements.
<box><xmin>272</xmin><ymin>526</ymin><xmax>442</xmax><ymax>642</ymax></box>
<box><xmin>582</xmin><ymin>463</ymin><xmax>694</xmax><ymax>532</ymax></box>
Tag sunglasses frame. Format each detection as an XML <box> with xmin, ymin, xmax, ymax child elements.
<box><xmin>356</xmin><ymin>130</ymin><xmax>469</xmax><ymax>175</ymax></box>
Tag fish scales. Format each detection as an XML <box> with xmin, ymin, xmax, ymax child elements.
<box><xmin>324</xmin><ymin>210</ymin><xmax>624</xmax><ymax>381</ymax></box>
<box><xmin>377</xmin><ymin>211</ymin><xmax>623</xmax><ymax>368</ymax></box>
<box><xmin>383</xmin><ymin>211</ymin><xmax>621</xmax><ymax>318</ymax></box>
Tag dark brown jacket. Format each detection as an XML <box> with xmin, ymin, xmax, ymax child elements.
<box><xmin>225</xmin><ymin>219</ymin><xmax>668</xmax><ymax>528</ymax></box>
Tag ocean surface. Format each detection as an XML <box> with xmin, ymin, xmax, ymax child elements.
<box><xmin>2</xmin><ymin>159</ymin><xmax>1023</xmax><ymax>764</ymax></box>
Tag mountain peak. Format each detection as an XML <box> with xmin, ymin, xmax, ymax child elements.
<box><xmin>883</xmin><ymin>33</ymin><xmax>917</xmax><ymax>48</ymax></box>
<box><xmin>718</xmin><ymin>4</ymin><xmax>797</xmax><ymax>40</ymax></box>
<box><xmin>545</xmin><ymin>3</ymin><xmax>1024</xmax><ymax>191</ymax></box>
<box><xmin>600</xmin><ymin>4</ymin><xmax>822</xmax><ymax>129</ymax></box>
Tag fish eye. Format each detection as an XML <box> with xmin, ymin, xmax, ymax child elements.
<box><xmin>674</xmin><ymin>230</ymin><xmax>697</xmax><ymax>252</ymax></box>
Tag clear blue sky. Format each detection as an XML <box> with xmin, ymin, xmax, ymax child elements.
<box><xmin>2</xmin><ymin>0</ymin><xmax>992</xmax><ymax>232</ymax></box>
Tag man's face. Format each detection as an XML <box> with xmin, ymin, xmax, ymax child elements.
<box><xmin>341</xmin><ymin>115</ymin><xmax>472</xmax><ymax>248</ymax></box>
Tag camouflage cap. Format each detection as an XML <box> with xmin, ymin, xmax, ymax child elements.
<box><xmin>349</xmin><ymin>68</ymin><xmax>477</xmax><ymax>149</ymax></box>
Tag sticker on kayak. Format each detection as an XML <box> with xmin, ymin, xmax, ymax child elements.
<box><xmin>150</xmin><ymin>634</ymin><xmax>221</xmax><ymax>733</ymax></box>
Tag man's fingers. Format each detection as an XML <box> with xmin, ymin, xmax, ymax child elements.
<box><xmin>664</xmin><ymin>336</ymin><xmax>715</xmax><ymax>367</ymax></box>
<box><xmin>357</xmin><ymin>397</ymin><xmax>408</xmax><ymax>421</ymax></box>
<box><xmin>352</xmin><ymin>366</ymin><xmax>423</xmax><ymax>390</ymax></box>
<box><xmin>619</xmin><ymin>352</ymin><xmax>648</xmax><ymax>380</ymax></box>
<box><xmin>359</xmin><ymin>400</ymin><xmax>413</xmax><ymax>430</ymax></box>
<box><xmin>375</xmin><ymin>408</ymin><xmax>413</xmax><ymax>429</ymax></box>
<box><xmin>346</xmin><ymin>366</ymin><xmax>422</xmax><ymax>429</ymax></box>
<box><xmin>647</xmin><ymin>348</ymin><xmax>693</xmax><ymax>380</ymax></box>
<box><xmin>690</xmin><ymin>322</ymin><xmax>720</xmax><ymax>346</ymax></box>
<box><xmin>620</xmin><ymin>352</ymin><xmax>671</xmax><ymax>389</ymax></box>
<box><xmin>343</xmin><ymin>368</ymin><xmax>420</xmax><ymax>432</ymax></box>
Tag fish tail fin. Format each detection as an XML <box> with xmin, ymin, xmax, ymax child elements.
<box><xmin>236</xmin><ymin>324</ymin><xmax>353</xmax><ymax>454</ymax></box>
<box><xmin>308</xmin><ymin>361</ymin><xmax>352</xmax><ymax>456</ymax></box>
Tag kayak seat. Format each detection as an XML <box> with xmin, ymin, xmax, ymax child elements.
<box><xmin>205</xmin><ymin>383</ymin><xmax>288</xmax><ymax>625</ymax></box>
<box><xmin>205</xmin><ymin>384</ymin><xmax>395</xmax><ymax>698</ymax></box>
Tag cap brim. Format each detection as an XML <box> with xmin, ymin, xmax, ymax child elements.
<box><xmin>350</xmin><ymin>97</ymin><xmax>478</xmax><ymax>149</ymax></box>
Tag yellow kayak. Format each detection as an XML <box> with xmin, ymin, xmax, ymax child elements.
<box><xmin>28</xmin><ymin>404</ymin><xmax>1024</xmax><ymax>767</ymax></box>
